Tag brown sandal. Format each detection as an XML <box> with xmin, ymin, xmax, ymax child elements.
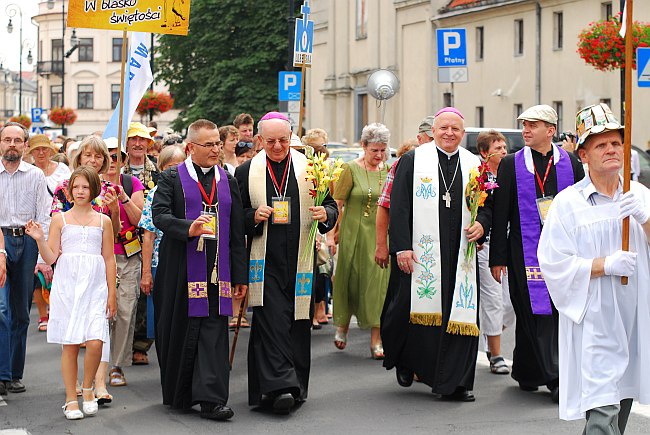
<box><xmin>109</xmin><ymin>367</ymin><xmax>127</xmax><ymax>387</ymax></box>
<box><xmin>132</xmin><ymin>351</ymin><xmax>149</xmax><ymax>365</ymax></box>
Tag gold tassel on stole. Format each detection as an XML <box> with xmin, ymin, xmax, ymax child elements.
<box><xmin>446</xmin><ymin>321</ymin><xmax>480</xmax><ymax>336</ymax></box>
<box><xmin>409</xmin><ymin>312</ymin><xmax>442</xmax><ymax>326</ymax></box>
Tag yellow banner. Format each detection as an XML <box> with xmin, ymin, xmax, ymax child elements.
<box><xmin>67</xmin><ymin>0</ymin><xmax>191</xmax><ymax>35</ymax></box>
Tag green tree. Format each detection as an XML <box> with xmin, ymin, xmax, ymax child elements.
<box><xmin>156</xmin><ymin>0</ymin><xmax>301</xmax><ymax>131</ymax></box>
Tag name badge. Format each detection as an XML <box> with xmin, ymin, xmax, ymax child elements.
<box><xmin>201</xmin><ymin>210</ymin><xmax>217</xmax><ymax>239</ymax></box>
<box><xmin>272</xmin><ymin>197</ymin><xmax>291</xmax><ymax>225</ymax></box>
<box><xmin>536</xmin><ymin>196</ymin><xmax>554</xmax><ymax>225</ymax></box>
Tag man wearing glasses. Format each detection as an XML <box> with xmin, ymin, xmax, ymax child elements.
<box><xmin>152</xmin><ymin>119</ymin><xmax>247</xmax><ymax>421</ymax></box>
<box><xmin>235</xmin><ymin>112</ymin><xmax>338</xmax><ymax>414</ymax></box>
<box><xmin>0</xmin><ymin>122</ymin><xmax>51</xmax><ymax>395</ymax></box>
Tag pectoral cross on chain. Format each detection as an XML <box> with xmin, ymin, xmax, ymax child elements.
<box><xmin>443</xmin><ymin>191</ymin><xmax>452</xmax><ymax>208</ymax></box>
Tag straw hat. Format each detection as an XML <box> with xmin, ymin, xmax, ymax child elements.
<box><xmin>27</xmin><ymin>134</ymin><xmax>59</xmax><ymax>155</ymax></box>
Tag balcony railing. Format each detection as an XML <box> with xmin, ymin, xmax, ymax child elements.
<box><xmin>37</xmin><ymin>61</ymin><xmax>63</xmax><ymax>77</ymax></box>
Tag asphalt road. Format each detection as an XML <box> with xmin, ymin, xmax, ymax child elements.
<box><xmin>1</xmin><ymin>310</ymin><xmax>649</xmax><ymax>434</ymax></box>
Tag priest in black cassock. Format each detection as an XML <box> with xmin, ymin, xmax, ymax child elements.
<box><xmin>235</xmin><ymin>112</ymin><xmax>337</xmax><ymax>415</ymax></box>
<box><xmin>489</xmin><ymin>105</ymin><xmax>584</xmax><ymax>402</ymax></box>
<box><xmin>152</xmin><ymin>119</ymin><xmax>247</xmax><ymax>421</ymax></box>
<box><xmin>381</xmin><ymin>107</ymin><xmax>492</xmax><ymax>402</ymax></box>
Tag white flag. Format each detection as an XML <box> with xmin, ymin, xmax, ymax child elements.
<box><xmin>103</xmin><ymin>32</ymin><xmax>153</xmax><ymax>150</ymax></box>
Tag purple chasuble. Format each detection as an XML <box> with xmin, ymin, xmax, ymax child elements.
<box><xmin>178</xmin><ymin>163</ymin><xmax>233</xmax><ymax>317</ymax></box>
<box><xmin>514</xmin><ymin>147</ymin><xmax>574</xmax><ymax>315</ymax></box>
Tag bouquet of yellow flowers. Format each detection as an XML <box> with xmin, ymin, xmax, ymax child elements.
<box><xmin>464</xmin><ymin>160</ymin><xmax>498</xmax><ymax>264</ymax></box>
<box><xmin>301</xmin><ymin>150</ymin><xmax>345</xmax><ymax>262</ymax></box>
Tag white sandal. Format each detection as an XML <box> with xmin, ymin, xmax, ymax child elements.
<box><xmin>489</xmin><ymin>356</ymin><xmax>510</xmax><ymax>375</ymax></box>
<box><xmin>81</xmin><ymin>388</ymin><xmax>98</xmax><ymax>416</ymax></box>
<box><xmin>334</xmin><ymin>329</ymin><xmax>348</xmax><ymax>350</ymax></box>
<box><xmin>62</xmin><ymin>401</ymin><xmax>84</xmax><ymax>420</ymax></box>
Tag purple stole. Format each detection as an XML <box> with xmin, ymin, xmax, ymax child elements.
<box><xmin>514</xmin><ymin>146</ymin><xmax>574</xmax><ymax>315</ymax></box>
<box><xmin>178</xmin><ymin>162</ymin><xmax>233</xmax><ymax>317</ymax></box>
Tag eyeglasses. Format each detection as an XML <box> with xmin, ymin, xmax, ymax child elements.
<box><xmin>1</xmin><ymin>137</ymin><xmax>25</xmax><ymax>145</ymax></box>
<box><xmin>263</xmin><ymin>138</ymin><xmax>290</xmax><ymax>146</ymax></box>
<box><xmin>191</xmin><ymin>141</ymin><xmax>223</xmax><ymax>149</ymax></box>
<box><xmin>237</xmin><ymin>141</ymin><xmax>253</xmax><ymax>149</ymax></box>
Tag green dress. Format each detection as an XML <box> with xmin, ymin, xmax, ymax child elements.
<box><xmin>333</xmin><ymin>161</ymin><xmax>390</xmax><ymax>329</ymax></box>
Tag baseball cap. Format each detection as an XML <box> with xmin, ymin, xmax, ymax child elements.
<box><xmin>418</xmin><ymin>116</ymin><xmax>435</xmax><ymax>138</ymax></box>
<box><xmin>517</xmin><ymin>104</ymin><xmax>558</xmax><ymax>125</ymax></box>
<box><xmin>575</xmin><ymin>103</ymin><xmax>623</xmax><ymax>147</ymax></box>
<box><xmin>127</xmin><ymin>122</ymin><xmax>153</xmax><ymax>140</ymax></box>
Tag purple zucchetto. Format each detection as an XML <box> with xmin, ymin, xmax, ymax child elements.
<box><xmin>434</xmin><ymin>107</ymin><xmax>465</xmax><ymax>119</ymax></box>
<box><xmin>260</xmin><ymin>111</ymin><xmax>289</xmax><ymax>122</ymax></box>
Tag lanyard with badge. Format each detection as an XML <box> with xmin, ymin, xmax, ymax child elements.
<box><xmin>535</xmin><ymin>156</ymin><xmax>554</xmax><ymax>225</ymax></box>
<box><xmin>267</xmin><ymin>153</ymin><xmax>292</xmax><ymax>225</ymax></box>
<box><xmin>198</xmin><ymin>176</ymin><xmax>218</xmax><ymax>239</ymax></box>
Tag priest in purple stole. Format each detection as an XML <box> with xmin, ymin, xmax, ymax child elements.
<box><xmin>489</xmin><ymin>105</ymin><xmax>584</xmax><ymax>402</ymax></box>
<box><xmin>152</xmin><ymin>119</ymin><xmax>247</xmax><ymax>421</ymax></box>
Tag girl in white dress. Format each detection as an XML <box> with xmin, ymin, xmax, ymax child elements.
<box><xmin>26</xmin><ymin>166</ymin><xmax>117</xmax><ymax>420</ymax></box>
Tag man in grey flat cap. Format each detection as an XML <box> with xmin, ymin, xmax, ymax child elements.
<box><xmin>488</xmin><ymin>104</ymin><xmax>585</xmax><ymax>402</ymax></box>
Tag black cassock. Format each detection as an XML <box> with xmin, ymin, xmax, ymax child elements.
<box><xmin>152</xmin><ymin>164</ymin><xmax>247</xmax><ymax>409</ymax></box>
<box><xmin>235</xmin><ymin>154</ymin><xmax>338</xmax><ymax>406</ymax></box>
<box><xmin>489</xmin><ymin>148</ymin><xmax>584</xmax><ymax>389</ymax></box>
<box><xmin>381</xmin><ymin>149</ymin><xmax>491</xmax><ymax>395</ymax></box>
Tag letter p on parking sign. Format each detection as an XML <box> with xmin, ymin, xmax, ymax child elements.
<box><xmin>437</xmin><ymin>28</ymin><xmax>467</xmax><ymax>67</ymax></box>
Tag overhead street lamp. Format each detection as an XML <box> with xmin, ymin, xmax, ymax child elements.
<box><xmin>5</xmin><ymin>3</ymin><xmax>25</xmax><ymax>115</ymax></box>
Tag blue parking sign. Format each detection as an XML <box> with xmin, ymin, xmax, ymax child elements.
<box><xmin>279</xmin><ymin>72</ymin><xmax>302</xmax><ymax>101</ymax></box>
<box><xmin>637</xmin><ymin>47</ymin><xmax>650</xmax><ymax>88</ymax></box>
<box><xmin>436</xmin><ymin>29</ymin><xmax>467</xmax><ymax>67</ymax></box>
<box><xmin>31</xmin><ymin>107</ymin><xmax>43</xmax><ymax>123</ymax></box>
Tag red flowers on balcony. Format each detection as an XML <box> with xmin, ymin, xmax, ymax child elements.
<box><xmin>136</xmin><ymin>91</ymin><xmax>174</xmax><ymax>117</ymax></box>
<box><xmin>49</xmin><ymin>107</ymin><xmax>78</xmax><ymax>126</ymax></box>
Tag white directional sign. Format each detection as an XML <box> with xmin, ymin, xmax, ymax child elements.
<box><xmin>436</xmin><ymin>28</ymin><xmax>467</xmax><ymax>67</ymax></box>
<box><xmin>438</xmin><ymin>67</ymin><xmax>468</xmax><ymax>83</ymax></box>
<box><xmin>293</xmin><ymin>0</ymin><xmax>314</xmax><ymax>66</ymax></box>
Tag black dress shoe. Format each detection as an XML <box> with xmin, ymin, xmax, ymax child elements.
<box><xmin>441</xmin><ymin>388</ymin><xmax>475</xmax><ymax>402</ymax></box>
<box><xmin>272</xmin><ymin>393</ymin><xmax>295</xmax><ymax>415</ymax></box>
<box><xmin>200</xmin><ymin>402</ymin><xmax>234</xmax><ymax>421</ymax></box>
<box><xmin>518</xmin><ymin>383</ymin><xmax>539</xmax><ymax>392</ymax></box>
<box><xmin>396</xmin><ymin>366</ymin><xmax>414</xmax><ymax>387</ymax></box>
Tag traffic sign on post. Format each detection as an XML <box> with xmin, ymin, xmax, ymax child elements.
<box><xmin>278</xmin><ymin>72</ymin><xmax>303</xmax><ymax>101</ymax></box>
<box><xmin>31</xmin><ymin>108</ymin><xmax>43</xmax><ymax>123</ymax></box>
<box><xmin>293</xmin><ymin>1</ymin><xmax>314</xmax><ymax>66</ymax></box>
<box><xmin>637</xmin><ymin>47</ymin><xmax>650</xmax><ymax>88</ymax></box>
<box><xmin>438</xmin><ymin>67</ymin><xmax>468</xmax><ymax>83</ymax></box>
<box><xmin>436</xmin><ymin>28</ymin><xmax>467</xmax><ymax>67</ymax></box>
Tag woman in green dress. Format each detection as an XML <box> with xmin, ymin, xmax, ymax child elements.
<box><xmin>333</xmin><ymin>123</ymin><xmax>390</xmax><ymax>359</ymax></box>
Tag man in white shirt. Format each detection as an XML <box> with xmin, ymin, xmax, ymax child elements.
<box><xmin>0</xmin><ymin>122</ymin><xmax>51</xmax><ymax>395</ymax></box>
<box><xmin>538</xmin><ymin>103</ymin><xmax>650</xmax><ymax>434</ymax></box>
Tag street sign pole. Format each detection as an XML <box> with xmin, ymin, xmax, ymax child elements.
<box><xmin>292</xmin><ymin>0</ymin><xmax>313</xmax><ymax>138</ymax></box>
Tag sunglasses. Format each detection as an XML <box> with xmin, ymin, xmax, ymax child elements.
<box><xmin>164</xmin><ymin>137</ymin><xmax>183</xmax><ymax>145</ymax></box>
<box><xmin>237</xmin><ymin>141</ymin><xmax>254</xmax><ymax>149</ymax></box>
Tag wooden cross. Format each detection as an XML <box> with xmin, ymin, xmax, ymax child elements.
<box><xmin>443</xmin><ymin>191</ymin><xmax>451</xmax><ymax>208</ymax></box>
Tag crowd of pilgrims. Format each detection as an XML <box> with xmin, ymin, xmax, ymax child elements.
<box><xmin>2</xmin><ymin>102</ymin><xmax>648</xmax><ymax>433</ymax></box>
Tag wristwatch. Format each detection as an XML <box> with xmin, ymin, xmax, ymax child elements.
<box><xmin>0</xmin><ymin>248</ymin><xmax>6</xmax><ymax>257</ymax></box>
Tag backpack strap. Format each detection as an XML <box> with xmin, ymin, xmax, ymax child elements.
<box><xmin>121</xmin><ymin>174</ymin><xmax>133</xmax><ymax>198</ymax></box>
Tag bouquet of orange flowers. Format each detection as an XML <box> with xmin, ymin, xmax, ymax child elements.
<box><xmin>464</xmin><ymin>160</ymin><xmax>498</xmax><ymax>263</ymax></box>
<box><xmin>300</xmin><ymin>150</ymin><xmax>345</xmax><ymax>262</ymax></box>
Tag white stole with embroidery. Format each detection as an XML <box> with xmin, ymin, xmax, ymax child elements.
<box><xmin>410</xmin><ymin>143</ymin><xmax>480</xmax><ymax>336</ymax></box>
<box><xmin>248</xmin><ymin>149</ymin><xmax>315</xmax><ymax>320</ymax></box>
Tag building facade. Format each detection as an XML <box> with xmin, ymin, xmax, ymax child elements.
<box><xmin>32</xmin><ymin>0</ymin><xmax>179</xmax><ymax>139</ymax></box>
<box><xmin>306</xmin><ymin>0</ymin><xmax>650</xmax><ymax>148</ymax></box>
<box><xmin>0</xmin><ymin>69</ymin><xmax>38</xmax><ymax>124</ymax></box>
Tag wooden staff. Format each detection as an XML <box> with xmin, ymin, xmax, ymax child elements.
<box><xmin>115</xmin><ymin>29</ymin><xmax>128</xmax><ymax>187</ymax></box>
<box><xmin>297</xmin><ymin>57</ymin><xmax>307</xmax><ymax>138</ymax></box>
<box><xmin>229</xmin><ymin>294</ymin><xmax>248</xmax><ymax>369</ymax></box>
<box><xmin>622</xmin><ymin>0</ymin><xmax>633</xmax><ymax>285</ymax></box>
